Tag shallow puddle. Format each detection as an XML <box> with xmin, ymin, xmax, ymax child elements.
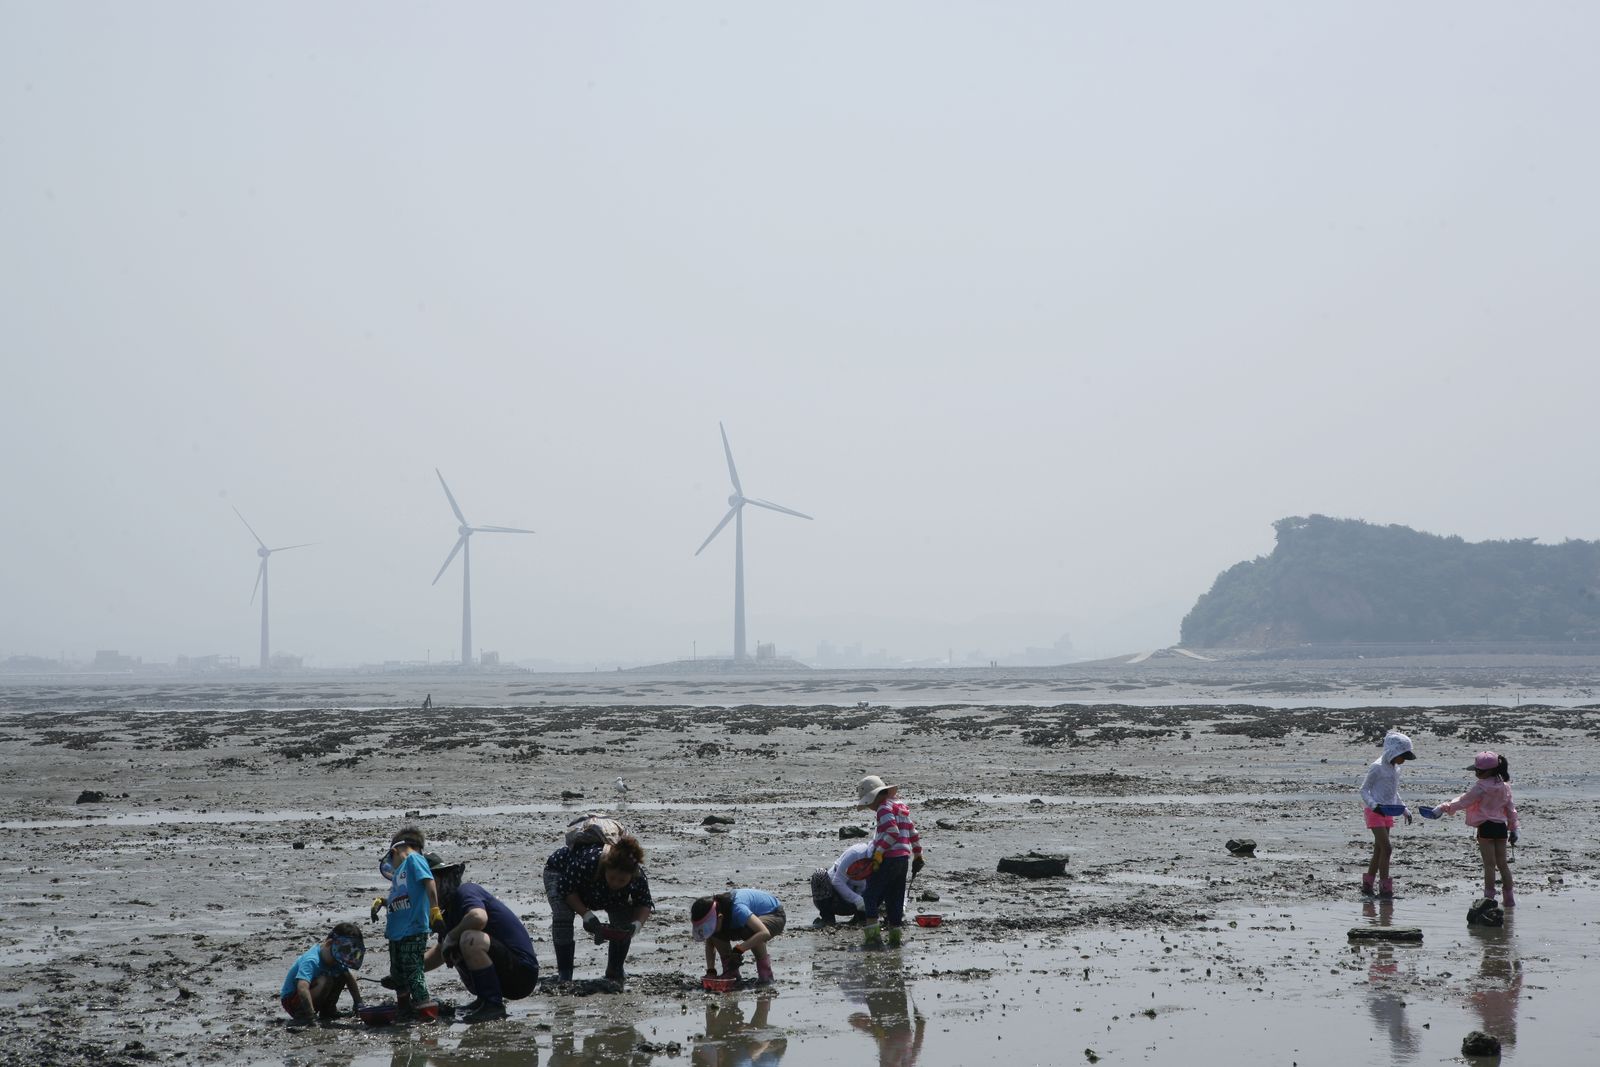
<box><xmin>268</xmin><ymin>887</ymin><xmax>1600</xmax><ymax>1067</ymax></box>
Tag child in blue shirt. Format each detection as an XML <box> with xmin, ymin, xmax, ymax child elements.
<box><xmin>279</xmin><ymin>922</ymin><xmax>364</xmax><ymax>1021</ymax></box>
<box><xmin>373</xmin><ymin>827</ymin><xmax>443</xmax><ymax>1019</ymax></box>
<box><xmin>690</xmin><ymin>888</ymin><xmax>785</xmax><ymax>986</ymax></box>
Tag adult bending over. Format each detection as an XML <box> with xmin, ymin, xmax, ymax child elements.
<box><xmin>543</xmin><ymin>835</ymin><xmax>653</xmax><ymax>983</ymax></box>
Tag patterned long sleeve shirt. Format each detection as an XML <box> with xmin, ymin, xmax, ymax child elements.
<box><xmin>871</xmin><ymin>799</ymin><xmax>922</xmax><ymax>860</ymax></box>
<box><xmin>543</xmin><ymin>844</ymin><xmax>654</xmax><ymax>912</ymax></box>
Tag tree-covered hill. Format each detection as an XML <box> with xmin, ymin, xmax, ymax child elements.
<box><xmin>1181</xmin><ymin>516</ymin><xmax>1600</xmax><ymax>648</ymax></box>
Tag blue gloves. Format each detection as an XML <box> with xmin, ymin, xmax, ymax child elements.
<box><xmin>1418</xmin><ymin>806</ymin><xmax>1441</xmax><ymax>820</ymax></box>
<box><xmin>1374</xmin><ymin>804</ymin><xmax>1407</xmax><ymax>817</ymax></box>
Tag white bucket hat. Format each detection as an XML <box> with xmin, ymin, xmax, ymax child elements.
<box><xmin>856</xmin><ymin>775</ymin><xmax>896</xmax><ymax>807</ymax></box>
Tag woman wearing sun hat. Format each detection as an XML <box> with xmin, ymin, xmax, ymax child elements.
<box><xmin>856</xmin><ymin>774</ymin><xmax>923</xmax><ymax>946</ymax></box>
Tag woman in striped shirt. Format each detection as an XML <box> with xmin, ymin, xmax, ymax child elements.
<box><xmin>856</xmin><ymin>775</ymin><xmax>924</xmax><ymax>947</ymax></box>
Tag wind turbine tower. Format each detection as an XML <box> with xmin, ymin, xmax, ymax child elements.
<box><xmin>234</xmin><ymin>508</ymin><xmax>312</xmax><ymax>671</ymax></box>
<box><xmin>695</xmin><ymin>422</ymin><xmax>812</xmax><ymax>662</ymax></box>
<box><xmin>431</xmin><ymin>469</ymin><xmax>534</xmax><ymax>667</ymax></box>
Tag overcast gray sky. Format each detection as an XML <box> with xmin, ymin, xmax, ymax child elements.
<box><xmin>3</xmin><ymin>3</ymin><xmax>1597</xmax><ymax>667</ymax></box>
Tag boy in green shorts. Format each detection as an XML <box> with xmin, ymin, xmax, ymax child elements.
<box><xmin>375</xmin><ymin>827</ymin><xmax>444</xmax><ymax>1020</ymax></box>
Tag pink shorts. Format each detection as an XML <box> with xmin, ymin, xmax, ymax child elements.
<box><xmin>1364</xmin><ymin>807</ymin><xmax>1394</xmax><ymax>830</ymax></box>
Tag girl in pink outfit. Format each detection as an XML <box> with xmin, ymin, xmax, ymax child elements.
<box><xmin>1422</xmin><ymin>751</ymin><xmax>1519</xmax><ymax>906</ymax></box>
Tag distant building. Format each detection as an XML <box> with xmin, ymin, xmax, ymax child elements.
<box><xmin>480</xmin><ymin>650</ymin><xmax>500</xmax><ymax>666</ymax></box>
<box><xmin>1009</xmin><ymin>634</ymin><xmax>1076</xmax><ymax>667</ymax></box>
<box><xmin>175</xmin><ymin>654</ymin><xmax>240</xmax><ymax>672</ymax></box>
<box><xmin>92</xmin><ymin>650</ymin><xmax>139</xmax><ymax>671</ymax></box>
<box><xmin>755</xmin><ymin>642</ymin><xmax>776</xmax><ymax>661</ymax></box>
<box><xmin>2</xmin><ymin>655</ymin><xmax>65</xmax><ymax>673</ymax></box>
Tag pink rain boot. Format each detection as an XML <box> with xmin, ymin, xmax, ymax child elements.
<box><xmin>1377</xmin><ymin>878</ymin><xmax>1394</xmax><ymax>900</ymax></box>
<box><xmin>1501</xmin><ymin>875</ymin><xmax>1515</xmax><ymax>908</ymax></box>
<box><xmin>755</xmin><ymin>957</ymin><xmax>774</xmax><ymax>986</ymax></box>
<box><xmin>1483</xmin><ymin>878</ymin><xmax>1497</xmax><ymax>902</ymax></box>
<box><xmin>1361</xmin><ymin>873</ymin><xmax>1375</xmax><ymax>896</ymax></box>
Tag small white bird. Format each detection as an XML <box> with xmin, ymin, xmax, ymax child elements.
<box><xmin>614</xmin><ymin>776</ymin><xmax>630</xmax><ymax>798</ymax></box>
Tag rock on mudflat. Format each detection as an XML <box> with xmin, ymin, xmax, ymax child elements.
<box><xmin>560</xmin><ymin>790</ymin><xmax>584</xmax><ymax>800</ymax></box>
<box><xmin>919</xmin><ymin>889</ymin><xmax>940</xmax><ymax>902</ymax></box>
<box><xmin>1461</xmin><ymin>1030</ymin><xmax>1501</xmax><ymax>1056</ymax></box>
<box><xmin>1467</xmin><ymin>899</ymin><xmax>1504</xmax><ymax>928</ymax></box>
<box><xmin>998</xmin><ymin>852</ymin><xmax>1068</xmax><ymax>878</ymax></box>
<box><xmin>1346</xmin><ymin>927</ymin><xmax>1422</xmax><ymax>942</ymax></box>
<box><xmin>840</xmin><ymin>826</ymin><xmax>869</xmax><ymax>839</ymax></box>
<box><xmin>75</xmin><ymin>790</ymin><xmax>108</xmax><ymax>804</ymax></box>
<box><xmin>701</xmin><ymin>815</ymin><xmax>735</xmax><ymax>826</ymax></box>
<box><xmin>1225</xmin><ymin>838</ymin><xmax>1257</xmax><ymax>856</ymax></box>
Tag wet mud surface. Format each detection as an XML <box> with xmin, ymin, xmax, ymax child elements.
<box><xmin>3</xmin><ymin>677</ymin><xmax>1600</xmax><ymax>1065</ymax></box>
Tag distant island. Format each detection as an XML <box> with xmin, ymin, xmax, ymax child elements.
<box><xmin>1181</xmin><ymin>515</ymin><xmax>1600</xmax><ymax>648</ymax></box>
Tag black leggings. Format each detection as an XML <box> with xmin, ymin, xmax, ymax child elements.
<box><xmin>863</xmin><ymin>855</ymin><xmax>909</xmax><ymax>926</ymax></box>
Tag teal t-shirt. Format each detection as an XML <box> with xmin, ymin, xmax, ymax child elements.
<box><xmin>280</xmin><ymin>943</ymin><xmax>345</xmax><ymax>998</ymax></box>
<box><xmin>385</xmin><ymin>852</ymin><xmax>435</xmax><ymax>941</ymax></box>
<box><xmin>730</xmin><ymin>888</ymin><xmax>781</xmax><ymax>928</ymax></box>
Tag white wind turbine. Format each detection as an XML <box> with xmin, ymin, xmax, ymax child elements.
<box><xmin>431</xmin><ymin>469</ymin><xmax>534</xmax><ymax>667</ymax></box>
<box><xmin>234</xmin><ymin>508</ymin><xmax>313</xmax><ymax>671</ymax></box>
<box><xmin>695</xmin><ymin>422</ymin><xmax>812</xmax><ymax>662</ymax></box>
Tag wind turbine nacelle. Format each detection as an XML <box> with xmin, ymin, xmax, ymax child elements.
<box><xmin>459</xmin><ymin>525</ymin><xmax>473</xmax><ymax>537</ymax></box>
<box><xmin>728</xmin><ymin>494</ymin><xmax>743</xmax><ymax>508</ymax></box>
<box><xmin>257</xmin><ymin>546</ymin><xmax>270</xmax><ymax>558</ymax></box>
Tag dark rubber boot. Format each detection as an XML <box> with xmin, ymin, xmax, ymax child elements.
<box><xmin>554</xmin><ymin>942</ymin><xmax>576</xmax><ymax>982</ymax></box>
<box><xmin>605</xmin><ymin>938</ymin><xmax>630</xmax><ymax>983</ymax></box>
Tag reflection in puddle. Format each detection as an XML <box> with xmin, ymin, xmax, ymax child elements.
<box><xmin>690</xmin><ymin>995</ymin><xmax>787</xmax><ymax>1066</ymax></box>
<box><xmin>1361</xmin><ymin>899</ymin><xmax>1420</xmax><ymax>1059</ymax></box>
<box><xmin>837</xmin><ymin>955</ymin><xmax>926</xmax><ymax>1067</ymax></box>
<box><xmin>1467</xmin><ymin>915</ymin><xmax>1521</xmax><ymax>1052</ymax></box>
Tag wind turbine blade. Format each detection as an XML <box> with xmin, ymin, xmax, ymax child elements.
<box><xmin>435</xmin><ymin>468</ymin><xmax>468</xmax><ymax>525</ymax></box>
<box><xmin>746</xmin><ymin>498</ymin><xmax>813</xmax><ymax>521</ymax></box>
<box><xmin>250</xmin><ymin>559</ymin><xmax>265</xmax><ymax>604</ymax></box>
<box><xmin>432</xmin><ymin>536</ymin><xmax>467</xmax><ymax>585</ymax></box>
<box><xmin>473</xmin><ymin>525</ymin><xmax>535</xmax><ymax>534</ymax></box>
<box><xmin>233</xmin><ymin>507</ymin><xmax>268</xmax><ymax>550</ymax></box>
<box><xmin>695</xmin><ymin>507</ymin><xmax>739</xmax><ymax>556</ymax></box>
<box><xmin>270</xmin><ymin>542</ymin><xmax>316</xmax><ymax>552</ymax></box>
<box><xmin>718</xmin><ymin>422</ymin><xmax>743</xmax><ymax>495</ymax></box>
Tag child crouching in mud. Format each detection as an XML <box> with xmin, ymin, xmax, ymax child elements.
<box><xmin>691</xmin><ymin>889</ymin><xmax>785</xmax><ymax>986</ymax></box>
<box><xmin>374</xmin><ymin>827</ymin><xmax>444</xmax><ymax>1020</ymax></box>
<box><xmin>1359</xmin><ymin>730</ymin><xmax>1416</xmax><ymax>899</ymax></box>
<box><xmin>279</xmin><ymin>923</ymin><xmax>364</xmax><ymax>1022</ymax></box>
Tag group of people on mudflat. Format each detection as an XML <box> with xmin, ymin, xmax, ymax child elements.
<box><xmin>278</xmin><ymin>773</ymin><xmax>922</xmax><ymax>1025</ymax></box>
<box><xmin>280</xmin><ymin>731</ymin><xmax>1517</xmax><ymax>1027</ymax></box>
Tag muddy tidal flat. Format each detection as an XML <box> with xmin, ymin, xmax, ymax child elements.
<box><xmin>3</xmin><ymin>673</ymin><xmax>1599</xmax><ymax>1066</ymax></box>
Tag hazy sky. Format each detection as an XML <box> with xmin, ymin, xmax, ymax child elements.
<box><xmin>3</xmin><ymin>3</ymin><xmax>1598</xmax><ymax>667</ymax></box>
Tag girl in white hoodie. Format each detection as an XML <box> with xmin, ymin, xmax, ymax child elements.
<box><xmin>1358</xmin><ymin>729</ymin><xmax>1417</xmax><ymax>899</ymax></box>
